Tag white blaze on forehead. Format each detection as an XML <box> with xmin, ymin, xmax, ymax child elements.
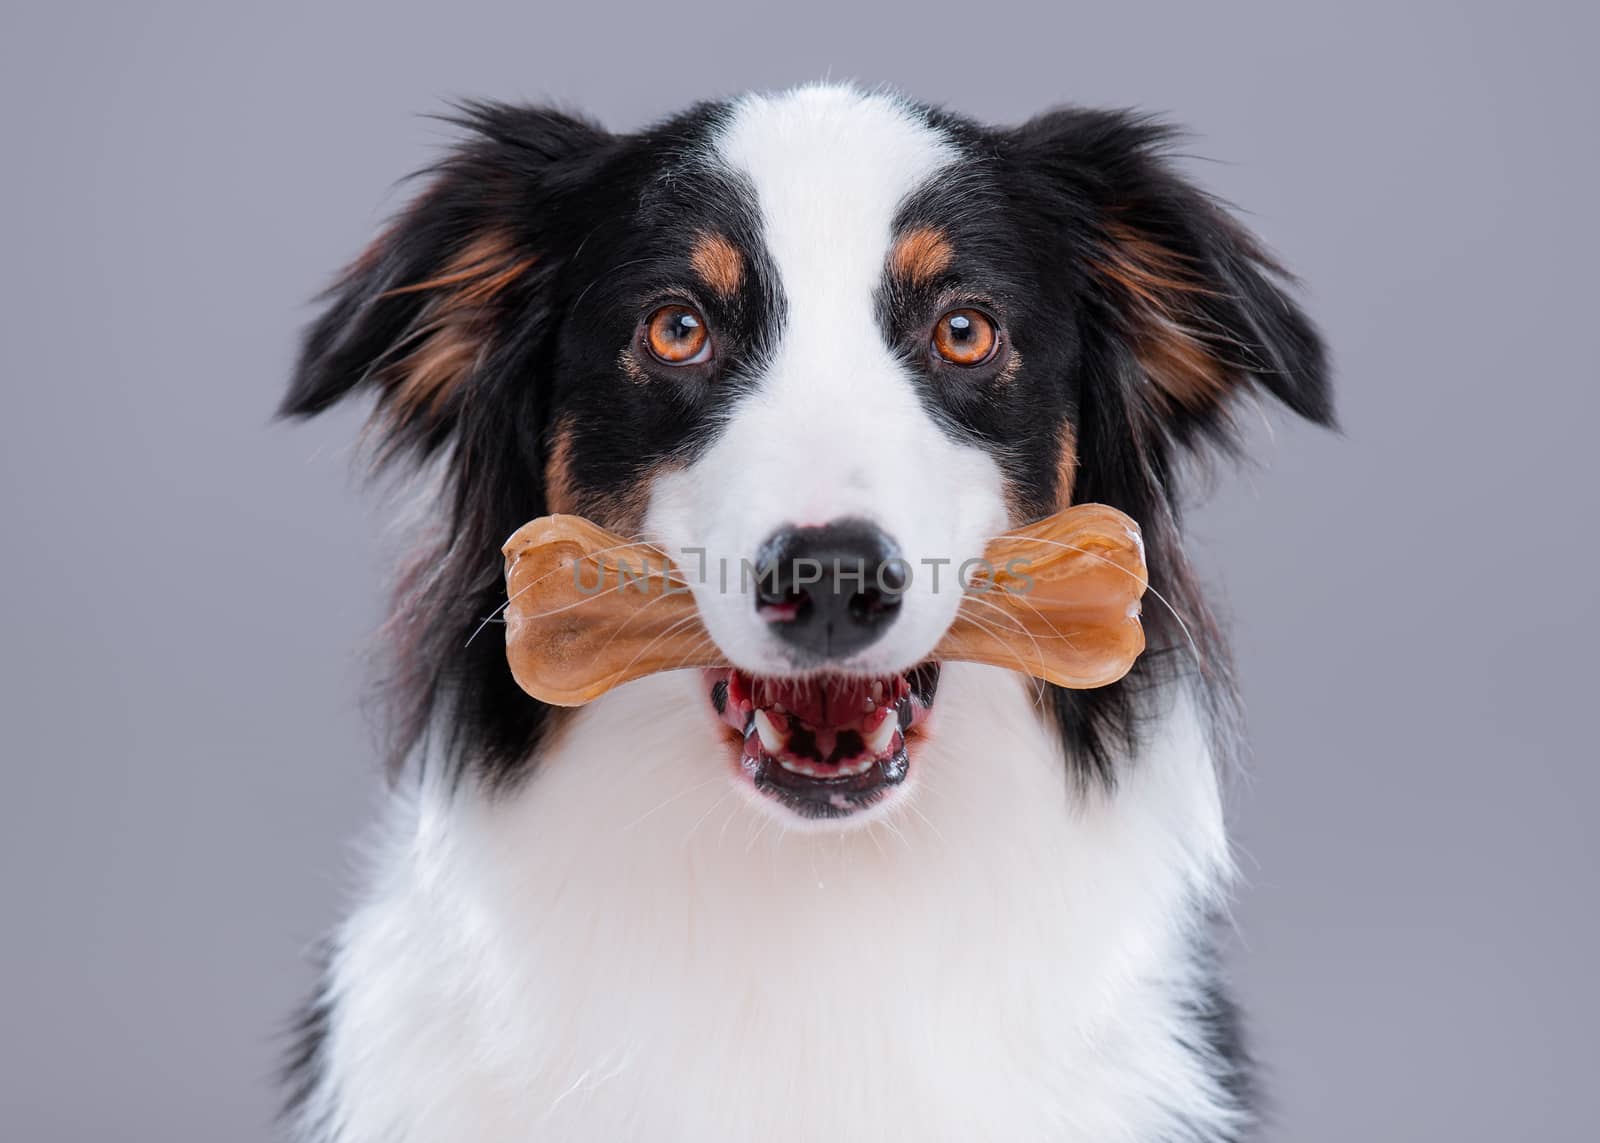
<box><xmin>649</xmin><ymin>85</ymin><xmax>1008</xmax><ymax>675</ymax></box>
<box><xmin>716</xmin><ymin>85</ymin><xmax>957</xmax><ymax>330</ymax></box>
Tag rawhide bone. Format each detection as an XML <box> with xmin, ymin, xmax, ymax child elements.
<box><xmin>502</xmin><ymin>503</ymin><xmax>1148</xmax><ymax>707</ymax></box>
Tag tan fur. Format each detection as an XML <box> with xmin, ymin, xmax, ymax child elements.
<box><xmin>889</xmin><ymin>226</ymin><xmax>954</xmax><ymax>285</ymax></box>
<box><xmin>1090</xmin><ymin>220</ymin><xmax>1228</xmax><ymax>410</ymax></box>
<box><xmin>543</xmin><ymin>416</ymin><xmax>656</xmax><ymax>536</ymax></box>
<box><xmin>379</xmin><ymin>232</ymin><xmax>537</xmax><ymax>421</ymax></box>
<box><xmin>689</xmin><ymin>232</ymin><xmax>745</xmax><ymax>299</ymax></box>
<box><xmin>616</xmin><ymin>346</ymin><xmax>651</xmax><ymax>386</ymax></box>
<box><xmin>1055</xmin><ymin>421</ymin><xmax>1078</xmax><ymax>508</ymax></box>
<box><xmin>544</xmin><ymin>420</ymin><xmax>579</xmax><ymax>516</ymax></box>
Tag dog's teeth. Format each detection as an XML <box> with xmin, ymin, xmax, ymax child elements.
<box><xmin>753</xmin><ymin>709</ymin><xmax>787</xmax><ymax>754</ymax></box>
<box><xmin>773</xmin><ymin>751</ymin><xmax>879</xmax><ymax>779</ymax></box>
<box><xmin>870</xmin><ymin>680</ymin><xmax>884</xmax><ymax>702</ymax></box>
<box><xmin>866</xmin><ymin>714</ymin><xmax>899</xmax><ymax>756</ymax></box>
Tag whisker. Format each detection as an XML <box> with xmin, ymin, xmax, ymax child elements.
<box><xmin>907</xmin><ymin>802</ymin><xmax>948</xmax><ymax>850</ymax></box>
<box><xmin>601</xmin><ymin>610</ymin><xmax>709</xmax><ymax>685</ymax></box>
<box><xmin>878</xmin><ymin>815</ymin><xmax>914</xmax><ymax>854</ymax></box>
<box><xmin>986</xmin><ymin>533</ymin><xmax>1198</xmax><ymax>662</ymax></box>
<box><xmin>745</xmin><ymin>809</ymin><xmax>775</xmax><ymax>854</ymax></box>
<box><xmin>497</xmin><ymin>556</ymin><xmax>690</xmax><ymax>629</ymax></box>
<box><xmin>959</xmin><ymin>594</ymin><xmax>1055</xmax><ymax>706</ymax></box>
<box><xmin>668</xmin><ymin>634</ymin><xmax>719</xmax><ymax>670</ymax></box>
<box><xmin>465</xmin><ymin>537</ymin><xmax>681</xmax><ymax>648</ymax></box>
<box><xmin>953</xmin><ymin>602</ymin><xmax>1051</xmax><ymax>707</ymax></box>
<box><xmin>622</xmin><ymin>774</ymin><xmax>724</xmax><ymax>832</ymax></box>
<box><xmin>686</xmin><ymin>787</ymin><xmax>735</xmax><ymax>847</ymax></box>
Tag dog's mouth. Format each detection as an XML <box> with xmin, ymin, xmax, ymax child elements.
<box><xmin>707</xmin><ymin>664</ymin><xmax>941</xmax><ymax>819</ymax></box>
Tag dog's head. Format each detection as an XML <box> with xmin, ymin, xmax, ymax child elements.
<box><xmin>284</xmin><ymin>85</ymin><xmax>1329</xmax><ymax>820</ymax></box>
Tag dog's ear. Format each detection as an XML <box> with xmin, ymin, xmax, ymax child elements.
<box><xmin>281</xmin><ymin>104</ymin><xmax>611</xmax><ymax>460</ymax></box>
<box><xmin>1002</xmin><ymin>109</ymin><xmax>1333</xmax><ymax>443</ymax></box>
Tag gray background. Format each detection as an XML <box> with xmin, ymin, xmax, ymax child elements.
<box><xmin>2</xmin><ymin>1</ymin><xmax>1595</xmax><ymax>1139</ymax></box>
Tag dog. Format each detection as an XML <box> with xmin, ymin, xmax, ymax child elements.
<box><xmin>280</xmin><ymin>83</ymin><xmax>1331</xmax><ymax>1141</ymax></box>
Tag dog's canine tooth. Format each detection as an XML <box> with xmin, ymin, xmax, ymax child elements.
<box><xmin>752</xmin><ymin>709</ymin><xmax>787</xmax><ymax>754</ymax></box>
<box><xmin>866</xmin><ymin>713</ymin><xmax>899</xmax><ymax>756</ymax></box>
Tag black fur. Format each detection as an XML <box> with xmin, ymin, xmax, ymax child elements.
<box><xmin>280</xmin><ymin>986</ymin><xmax>333</xmax><ymax>1137</ymax></box>
<box><xmin>1184</xmin><ymin>971</ymin><xmax>1257</xmax><ymax>1126</ymax></box>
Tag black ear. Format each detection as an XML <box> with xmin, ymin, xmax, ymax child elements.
<box><xmin>281</xmin><ymin>103</ymin><xmax>611</xmax><ymax>460</ymax></box>
<box><xmin>1003</xmin><ymin>109</ymin><xmax>1333</xmax><ymax>442</ymax></box>
<box><xmin>280</xmin><ymin>104</ymin><xmax>615</xmax><ymax>783</ymax></box>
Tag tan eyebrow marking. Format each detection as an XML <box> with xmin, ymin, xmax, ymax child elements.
<box><xmin>689</xmin><ymin>231</ymin><xmax>745</xmax><ymax>299</ymax></box>
<box><xmin>889</xmin><ymin>226</ymin><xmax>954</xmax><ymax>285</ymax></box>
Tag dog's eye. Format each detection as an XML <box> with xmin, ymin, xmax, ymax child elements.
<box><xmin>644</xmin><ymin>305</ymin><xmax>711</xmax><ymax>365</ymax></box>
<box><xmin>932</xmin><ymin>309</ymin><xmax>998</xmax><ymax>366</ymax></box>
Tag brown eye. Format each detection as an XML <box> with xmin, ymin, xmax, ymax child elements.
<box><xmin>644</xmin><ymin>305</ymin><xmax>711</xmax><ymax>365</ymax></box>
<box><xmin>932</xmin><ymin>308</ymin><xmax>998</xmax><ymax>366</ymax></box>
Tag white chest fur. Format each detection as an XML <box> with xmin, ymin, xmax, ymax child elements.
<box><xmin>298</xmin><ymin>665</ymin><xmax>1237</xmax><ymax>1142</ymax></box>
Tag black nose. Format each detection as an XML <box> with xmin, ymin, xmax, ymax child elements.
<box><xmin>753</xmin><ymin>519</ymin><xmax>907</xmax><ymax>660</ymax></box>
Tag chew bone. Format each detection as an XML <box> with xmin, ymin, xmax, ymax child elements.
<box><xmin>502</xmin><ymin>504</ymin><xmax>1147</xmax><ymax>706</ymax></box>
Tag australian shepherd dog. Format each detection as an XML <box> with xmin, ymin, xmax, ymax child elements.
<box><xmin>281</xmin><ymin>83</ymin><xmax>1332</xmax><ymax>1142</ymax></box>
